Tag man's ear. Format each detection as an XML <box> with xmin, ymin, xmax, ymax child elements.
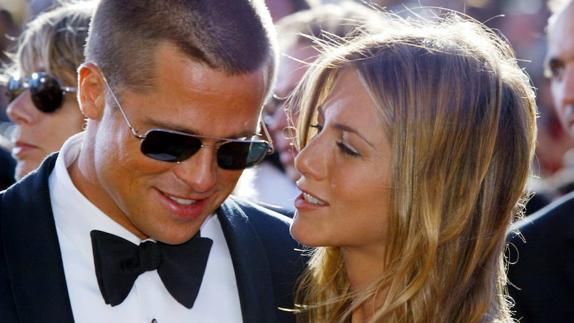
<box><xmin>78</xmin><ymin>63</ymin><xmax>106</xmax><ymax>120</ymax></box>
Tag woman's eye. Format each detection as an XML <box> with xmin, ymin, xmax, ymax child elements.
<box><xmin>336</xmin><ymin>141</ymin><xmax>360</xmax><ymax>158</ymax></box>
<box><xmin>308</xmin><ymin>123</ymin><xmax>323</xmax><ymax>139</ymax></box>
<box><xmin>309</xmin><ymin>123</ymin><xmax>323</xmax><ymax>132</ymax></box>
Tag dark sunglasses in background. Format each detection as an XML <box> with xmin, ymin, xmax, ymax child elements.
<box><xmin>100</xmin><ymin>69</ymin><xmax>274</xmax><ymax>170</ymax></box>
<box><xmin>6</xmin><ymin>72</ymin><xmax>77</xmax><ymax>113</ymax></box>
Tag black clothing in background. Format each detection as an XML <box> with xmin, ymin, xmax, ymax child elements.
<box><xmin>508</xmin><ymin>192</ymin><xmax>574</xmax><ymax>323</ymax></box>
<box><xmin>0</xmin><ymin>148</ymin><xmax>15</xmax><ymax>190</ymax></box>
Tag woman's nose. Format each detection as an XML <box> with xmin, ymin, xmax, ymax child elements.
<box><xmin>6</xmin><ymin>90</ymin><xmax>38</xmax><ymax>125</ymax></box>
<box><xmin>294</xmin><ymin>135</ymin><xmax>326</xmax><ymax>181</ymax></box>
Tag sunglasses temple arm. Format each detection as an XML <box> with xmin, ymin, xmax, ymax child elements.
<box><xmin>261</xmin><ymin>121</ymin><xmax>275</xmax><ymax>154</ymax></box>
<box><xmin>62</xmin><ymin>86</ymin><xmax>77</xmax><ymax>93</ymax></box>
<box><xmin>100</xmin><ymin>72</ymin><xmax>145</xmax><ymax>140</ymax></box>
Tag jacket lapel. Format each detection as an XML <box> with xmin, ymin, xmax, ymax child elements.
<box><xmin>217</xmin><ymin>199</ymin><xmax>277</xmax><ymax>323</ymax></box>
<box><xmin>1</xmin><ymin>154</ymin><xmax>74</xmax><ymax>322</ymax></box>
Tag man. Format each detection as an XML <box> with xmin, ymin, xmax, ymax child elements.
<box><xmin>0</xmin><ymin>1</ymin><xmax>302</xmax><ymax>322</ymax></box>
<box><xmin>508</xmin><ymin>1</ymin><xmax>574</xmax><ymax>322</ymax></box>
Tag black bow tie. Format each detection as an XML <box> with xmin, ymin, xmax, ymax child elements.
<box><xmin>90</xmin><ymin>230</ymin><xmax>213</xmax><ymax>309</ymax></box>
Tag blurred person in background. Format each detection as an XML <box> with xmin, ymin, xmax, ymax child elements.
<box><xmin>0</xmin><ymin>9</ymin><xmax>19</xmax><ymax>122</ymax></box>
<box><xmin>0</xmin><ymin>0</ymin><xmax>55</xmax><ymax>120</ymax></box>
<box><xmin>508</xmin><ymin>1</ymin><xmax>574</xmax><ymax>322</ymax></box>
<box><xmin>264</xmin><ymin>0</ymin><xmax>317</xmax><ymax>22</ymax></box>
<box><xmin>0</xmin><ymin>9</ymin><xmax>19</xmax><ymax>74</ymax></box>
<box><xmin>235</xmin><ymin>2</ymin><xmax>383</xmax><ymax>209</ymax></box>
<box><xmin>4</xmin><ymin>1</ymin><xmax>92</xmax><ymax>181</ymax></box>
<box><xmin>0</xmin><ymin>9</ymin><xmax>18</xmax><ymax>190</ymax></box>
<box><xmin>290</xmin><ymin>12</ymin><xmax>536</xmax><ymax>323</ymax></box>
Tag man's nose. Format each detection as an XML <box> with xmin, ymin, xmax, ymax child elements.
<box><xmin>172</xmin><ymin>147</ymin><xmax>218</xmax><ymax>193</ymax></box>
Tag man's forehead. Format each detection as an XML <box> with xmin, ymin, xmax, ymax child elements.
<box><xmin>550</xmin><ymin>2</ymin><xmax>574</xmax><ymax>39</ymax></box>
<box><xmin>547</xmin><ymin>5</ymin><xmax>574</xmax><ymax>58</ymax></box>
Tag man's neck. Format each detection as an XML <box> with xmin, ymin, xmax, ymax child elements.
<box><xmin>68</xmin><ymin>141</ymin><xmax>147</xmax><ymax>239</ymax></box>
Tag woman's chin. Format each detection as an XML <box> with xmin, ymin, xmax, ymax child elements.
<box><xmin>289</xmin><ymin>219</ymin><xmax>324</xmax><ymax>248</ymax></box>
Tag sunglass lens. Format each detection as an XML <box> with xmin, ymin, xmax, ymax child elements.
<box><xmin>29</xmin><ymin>73</ymin><xmax>63</xmax><ymax>113</ymax></box>
<box><xmin>141</xmin><ymin>130</ymin><xmax>202</xmax><ymax>162</ymax></box>
<box><xmin>6</xmin><ymin>76</ymin><xmax>24</xmax><ymax>102</ymax></box>
<box><xmin>218</xmin><ymin>141</ymin><xmax>269</xmax><ymax>170</ymax></box>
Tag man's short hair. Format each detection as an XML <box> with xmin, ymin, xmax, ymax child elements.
<box><xmin>85</xmin><ymin>0</ymin><xmax>277</xmax><ymax>93</ymax></box>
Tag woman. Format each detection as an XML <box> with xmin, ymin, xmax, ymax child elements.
<box><xmin>290</xmin><ymin>14</ymin><xmax>536</xmax><ymax>323</ymax></box>
<box><xmin>4</xmin><ymin>1</ymin><xmax>94</xmax><ymax>180</ymax></box>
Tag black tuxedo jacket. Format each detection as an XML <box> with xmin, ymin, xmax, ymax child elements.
<box><xmin>507</xmin><ymin>192</ymin><xmax>574</xmax><ymax>323</ymax></box>
<box><xmin>0</xmin><ymin>154</ymin><xmax>304</xmax><ymax>322</ymax></box>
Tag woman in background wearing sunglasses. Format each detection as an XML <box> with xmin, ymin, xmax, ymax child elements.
<box><xmin>4</xmin><ymin>1</ymin><xmax>94</xmax><ymax>180</ymax></box>
<box><xmin>290</xmin><ymin>13</ymin><xmax>537</xmax><ymax>323</ymax></box>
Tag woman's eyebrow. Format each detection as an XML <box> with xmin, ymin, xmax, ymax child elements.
<box><xmin>333</xmin><ymin>123</ymin><xmax>375</xmax><ymax>148</ymax></box>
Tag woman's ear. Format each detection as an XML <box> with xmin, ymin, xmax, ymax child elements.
<box><xmin>77</xmin><ymin>63</ymin><xmax>106</xmax><ymax>120</ymax></box>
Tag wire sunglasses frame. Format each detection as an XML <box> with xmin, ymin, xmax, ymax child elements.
<box><xmin>97</xmin><ymin>66</ymin><xmax>274</xmax><ymax>170</ymax></box>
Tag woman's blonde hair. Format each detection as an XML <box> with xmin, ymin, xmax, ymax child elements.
<box><xmin>292</xmin><ymin>13</ymin><xmax>537</xmax><ymax>323</ymax></box>
<box><xmin>3</xmin><ymin>1</ymin><xmax>94</xmax><ymax>85</ymax></box>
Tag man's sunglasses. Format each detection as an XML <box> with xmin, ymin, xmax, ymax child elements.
<box><xmin>100</xmin><ymin>70</ymin><xmax>274</xmax><ymax>170</ymax></box>
<box><xmin>6</xmin><ymin>72</ymin><xmax>77</xmax><ymax>113</ymax></box>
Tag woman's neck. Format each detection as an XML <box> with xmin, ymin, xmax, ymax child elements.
<box><xmin>341</xmin><ymin>245</ymin><xmax>384</xmax><ymax>292</ymax></box>
<box><xmin>341</xmin><ymin>245</ymin><xmax>386</xmax><ymax>322</ymax></box>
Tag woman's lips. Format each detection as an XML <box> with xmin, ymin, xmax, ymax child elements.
<box><xmin>12</xmin><ymin>141</ymin><xmax>40</xmax><ymax>159</ymax></box>
<box><xmin>294</xmin><ymin>190</ymin><xmax>328</xmax><ymax>211</ymax></box>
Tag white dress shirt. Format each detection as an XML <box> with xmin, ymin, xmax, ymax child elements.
<box><xmin>49</xmin><ymin>133</ymin><xmax>243</xmax><ymax>323</ymax></box>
